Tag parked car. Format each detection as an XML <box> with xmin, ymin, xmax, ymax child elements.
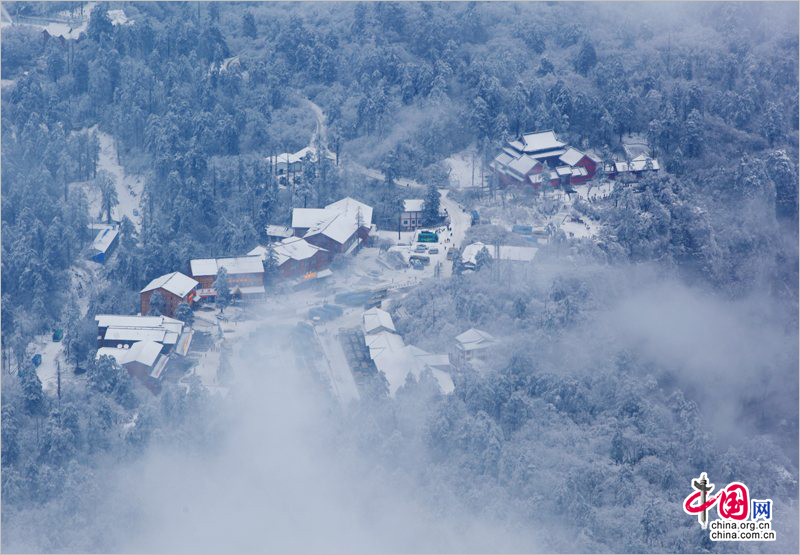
<box><xmin>410</xmin><ymin>258</ymin><xmax>425</xmax><ymax>270</ymax></box>
<box><xmin>428</xmin><ymin>247</ymin><xmax>439</xmax><ymax>254</ymax></box>
<box><xmin>446</xmin><ymin>250</ymin><xmax>454</xmax><ymax>260</ymax></box>
<box><xmin>414</xmin><ymin>244</ymin><xmax>428</xmax><ymax>253</ymax></box>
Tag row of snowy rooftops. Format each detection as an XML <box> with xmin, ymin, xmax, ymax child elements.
<box><xmin>141</xmin><ymin>271</ymin><xmax>199</xmax><ymax>297</ymax></box>
<box><xmin>189</xmin><ymin>255</ymin><xmax>264</xmax><ymax>277</ymax></box>
<box><xmin>605</xmin><ymin>154</ymin><xmax>661</xmax><ymax>173</ymax></box>
<box><xmin>95</xmin><ymin>314</ymin><xmax>192</xmax><ymax>355</ymax></box>
<box><xmin>362</xmin><ymin>307</ymin><xmax>454</xmax><ymax>396</ymax></box>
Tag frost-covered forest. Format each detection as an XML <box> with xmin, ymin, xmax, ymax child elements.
<box><xmin>1</xmin><ymin>1</ymin><xmax>798</xmax><ymax>553</ymax></box>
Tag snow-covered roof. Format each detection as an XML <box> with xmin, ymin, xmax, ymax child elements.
<box><xmin>455</xmin><ymin>328</ymin><xmax>496</xmax><ymax>351</ymax></box>
<box><xmin>91</xmin><ymin>227</ymin><xmax>118</xmax><ymax>254</ymax></box>
<box><xmin>521</xmin><ymin>130</ymin><xmax>566</xmax><ymax>153</ymax></box>
<box><xmin>364</xmin><ymin>329</ymin><xmax>455</xmax><ymax>397</ymax></box>
<box><xmin>403</xmin><ymin>199</ymin><xmax>424</xmax><ymax>213</ymax></box>
<box><xmin>406</xmin><ymin>344</ymin><xmax>451</xmax><ymax>371</ymax></box>
<box><xmin>363</xmin><ymin>307</ymin><xmax>396</xmax><ymax>335</ymax></box>
<box><xmin>492</xmin><ymin>152</ymin><xmax>516</xmax><ymax>170</ymax></box>
<box><xmin>266</xmin><ymin>225</ymin><xmax>294</xmax><ymax>238</ymax></box>
<box><xmin>610</xmin><ymin>155</ymin><xmax>660</xmax><ymax>173</ymax></box>
<box><xmin>96</xmin><ymin>314</ymin><xmax>166</xmax><ymax>328</ymax></box>
<box><xmin>325</xmin><ymin>197</ymin><xmax>373</xmax><ymax>227</ymax></box>
<box><xmin>555</xmin><ymin>166</ymin><xmax>573</xmax><ymax>177</ymax></box>
<box><xmin>528</xmin><ymin>171</ymin><xmax>560</xmax><ymax>185</ymax></box>
<box><xmin>304</xmin><ymin>212</ymin><xmax>358</xmax><ymax>245</ymax></box>
<box><xmin>105</xmin><ymin>328</ymin><xmax>167</xmax><ymax>343</ymax></box>
<box><xmin>107</xmin><ymin>9</ymin><xmax>132</xmax><ymax>25</ymax></box>
<box><xmin>249</xmin><ymin>237</ymin><xmax>327</xmax><ymax>266</ymax></box>
<box><xmin>559</xmin><ymin>147</ymin><xmax>587</xmax><ymax>167</ymax></box>
<box><xmin>292</xmin><ymin>198</ymin><xmax>372</xmax><ymax>244</ymax></box>
<box><xmin>235</xmin><ymin>285</ymin><xmax>267</xmax><ymax>296</ymax></box>
<box><xmin>274</xmin><ymin>152</ymin><xmax>301</xmax><ymax>165</ymax></box>
<box><xmin>571</xmin><ymin>166</ymin><xmax>588</xmax><ymax>177</ymax></box>
<box><xmin>124</xmin><ymin>340</ymin><xmax>163</xmax><ymax>367</ymax></box>
<box><xmin>190</xmin><ymin>256</ymin><xmax>264</xmax><ymax>277</ymax></box>
<box><xmin>531</xmin><ymin>148</ymin><xmax>567</xmax><ymax>160</ymax></box>
<box><xmin>140</xmin><ymin>271</ymin><xmax>199</xmax><ymax>297</ymax></box>
<box><xmin>292</xmin><ymin>208</ymin><xmax>331</xmax><ymax>229</ymax></box>
<box><xmin>507</xmin><ymin>155</ymin><xmax>540</xmax><ymax>178</ymax></box>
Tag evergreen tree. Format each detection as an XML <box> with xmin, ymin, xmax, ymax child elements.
<box><xmin>242</xmin><ymin>12</ymin><xmax>257</xmax><ymax>39</ymax></box>
<box><xmin>148</xmin><ymin>291</ymin><xmax>167</xmax><ymax>316</ymax></box>
<box><xmin>475</xmin><ymin>246</ymin><xmax>493</xmax><ymax>270</ymax></box>
<box><xmin>763</xmin><ymin>102</ymin><xmax>783</xmax><ymax>146</ymax></box>
<box><xmin>19</xmin><ymin>366</ymin><xmax>46</xmax><ymax>417</ymax></box>
<box><xmin>214</xmin><ymin>267</ymin><xmax>232</xmax><ymax>313</ymax></box>
<box><xmin>575</xmin><ymin>40</ymin><xmax>598</xmax><ymax>75</ymax></box>
<box><xmin>175</xmin><ymin>301</ymin><xmax>194</xmax><ymax>325</ymax></box>
<box><xmin>87</xmin><ymin>3</ymin><xmax>113</xmax><ymax>42</ymax></box>
<box><xmin>263</xmin><ymin>242</ymin><xmax>280</xmax><ymax>287</ymax></box>
<box><xmin>422</xmin><ymin>184</ymin><xmax>440</xmax><ymax>226</ymax></box>
<box><xmin>96</xmin><ymin>171</ymin><xmax>118</xmax><ymax>224</ymax></box>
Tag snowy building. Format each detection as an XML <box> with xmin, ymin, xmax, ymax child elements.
<box><xmin>140</xmin><ymin>271</ymin><xmax>199</xmax><ymax>318</ymax></box>
<box><xmin>96</xmin><ymin>339</ymin><xmax>168</xmax><ymax>394</ymax></box>
<box><xmin>363</xmin><ymin>307</ymin><xmax>396</xmax><ymax>335</ymax></box>
<box><xmin>401</xmin><ymin>199</ymin><xmax>424</xmax><ymax>230</ymax></box>
<box><xmin>265</xmin><ymin>224</ymin><xmax>294</xmax><ymax>242</ymax></box>
<box><xmin>491</xmin><ymin>131</ymin><xmax>601</xmax><ymax>190</ymax></box>
<box><xmin>361</xmin><ymin>308</ymin><xmax>454</xmax><ymax>396</ymax></box>
<box><xmin>95</xmin><ymin>314</ymin><xmax>193</xmax><ymax>356</ymax></box>
<box><xmin>88</xmin><ymin>223</ymin><xmax>119</xmax><ymax>263</ymax></box>
<box><xmin>248</xmin><ymin>236</ymin><xmax>330</xmax><ymax>279</ymax></box>
<box><xmin>190</xmin><ymin>255</ymin><xmax>265</xmax><ymax>301</ymax></box>
<box><xmin>451</xmin><ymin>328</ymin><xmax>496</xmax><ymax>367</ymax></box>
<box><xmin>460</xmin><ymin>242</ymin><xmax>538</xmax><ymax>271</ymax></box>
<box><xmin>291</xmin><ymin>197</ymin><xmax>372</xmax><ymax>254</ymax></box>
<box><xmin>604</xmin><ymin>154</ymin><xmax>660</xmax><ymax>179</ymax></box>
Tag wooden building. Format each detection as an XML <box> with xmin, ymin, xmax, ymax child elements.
<box><xmin>140</xmin><ymin>271</ymin><xmax>199</xmax><ymax>317</ymax></box>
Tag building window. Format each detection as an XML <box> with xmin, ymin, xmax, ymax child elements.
<box><xmin>403</xmin><ymin>220</ymin><xmax>408</xmax><ymax>225</ymax></box>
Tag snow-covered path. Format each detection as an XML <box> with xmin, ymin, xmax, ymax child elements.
<box><xmin>439</xmin><ymin>189</ymin><xmax>470</xmax><ymax>278</ymax></box>
<box><xmin>96</xmin><ymin>129</ymin><xmax>144</xmax><ymax>229</ymax></box>
<box><xmin>79</xmin><ymin>127</ymin><xmax>144</xmax><ymax>229</ymax></box>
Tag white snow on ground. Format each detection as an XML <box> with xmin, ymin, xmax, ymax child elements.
<box><xmin>77</xmin><ymin>127</ymin><xmax>144</xmax><ymax>229</ymax></box>
<box><xmin>32</xmin><ymin>261</ymin><xmax>100</xmax><ymax>390</ymax></box>
<box><xmin>445</xmin><ymin>147</ymin><xmax>485</xmax><ymax>190</ymax></box>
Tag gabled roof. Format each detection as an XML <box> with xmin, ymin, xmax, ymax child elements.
<box><xmin>325</xmin><ymin>197</ymin><xmax>373</xmax><ymax>227</ymax></box>
<box><xmin>506</xmin><ymin>155</ymin><xmax>541</xmax><ymax>178</ymax></box>
<box><xmin>140</xmin><ymin>271</ymin><xmax>199</xmax><ymax>297</ymax></box>
<box><xmin>455</xmin><ymin>328</ymin><xmax>496</xmax><ymax>351</ymax></box>
<box><xmin>249</xmin><ymin>237</ymin><xmax>327</xmax><ymax>266</ymax></box>
<box><xmin>559</xmin><ymin>147</ymin><xmax>587</xmax><ymax>167</ymax></box>
<box><xmin>403</xmin><ymin>199</ymin><xmax>424</xmax><ymax>213</ymax></box>
<box><xmin>91</xmin><ymin>227</ymin><xmax>118</xmax><ymax>254</ymax></box>
<box><xmin>363</xmin><ymin>307</ymin><xmax>396</xmax><ymax>335</ymax></box>
<box><xmin>266</xmin><ymin>225</ymin><xmax>294</xmax><ymax>238</ymax></box>
<box><xmin>124</xmin><ymin>340</ymin><xmax>163</xmax><ymax>367</ymax></box>
<box><xmin>520</xmin><ymin>130</ymin><xmax>566</xmax><ymax>153</ymax></box>
<box><xmin>292</xmin><ymin>208</ymin><xmax>331</xmax><ymax>229</ymax></box>
<box><xmin>555</xmin><ymin>165</ymin><xmax>573</xmax><ymax>176</ymax></box>
<box><xmin>304</xmin><ymin>212</ymin><xmax>359</xmax><ymax>245</ymax></box>
<box><xmin>190</xmin><ymin>256</ymin><xmax>264</xmax><ymax>277</ymax></box>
